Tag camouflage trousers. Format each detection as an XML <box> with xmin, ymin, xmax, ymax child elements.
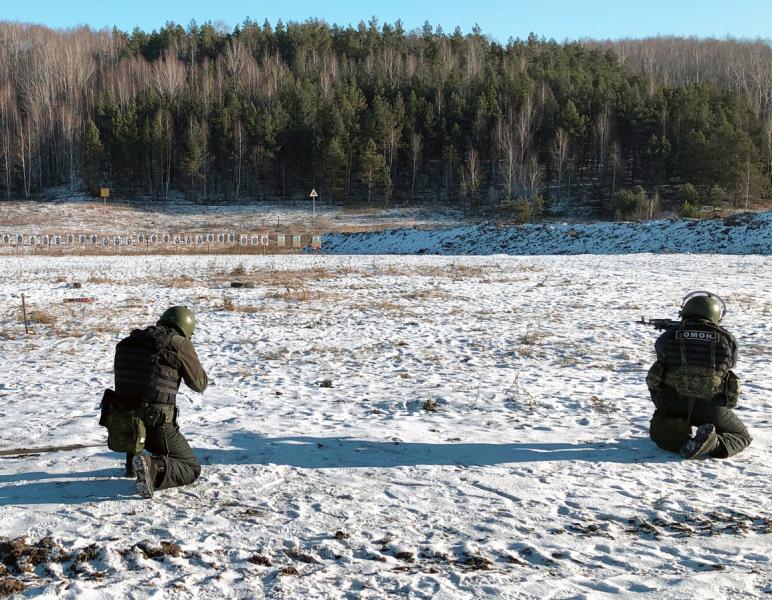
<box><xmin>650</xmin><ymin>388</ymin><xmax>752</xmax><ymax>458</ymax></box>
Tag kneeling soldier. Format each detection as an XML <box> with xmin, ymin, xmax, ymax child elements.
<box><xmin>646</xmin><ymin>291</ymin><xmax>751</xmax><ymax>459</ymax></box>
<box><xmin>110</xmin><ymin>306</ymin><xmax>208</xmax><ymax>498</ymax></box>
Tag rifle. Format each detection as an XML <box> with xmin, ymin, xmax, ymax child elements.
<box><xmin>637</xmin><ymin>317</ymin><xmax>680</xmax><ymax>330</ymax></box>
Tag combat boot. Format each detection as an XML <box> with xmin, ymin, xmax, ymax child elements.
<box><xmin>679</xmin><ymin>423</ymin><xmax>719</xmax><ymax>459</ymax></box>
<box><xmin>133</xmin><ymin>454</ymin><xmax>156</xmax><ymax>499</ymax></box>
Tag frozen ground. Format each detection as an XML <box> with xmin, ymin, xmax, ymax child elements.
<box><xmin>0</xmin><ymin>253</ymin><xmax>770</xmax><ymax>598</ymax></box>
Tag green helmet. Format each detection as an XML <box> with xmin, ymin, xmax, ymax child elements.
<box><xmin>158</xmin><ymin>306</ymin><xmax>196</xmax><ymax>338</ymax></box>
<box><xmin>679</xmin><ymin>291</ymin><xmax>726</xmax><ymax>325</ymax></box>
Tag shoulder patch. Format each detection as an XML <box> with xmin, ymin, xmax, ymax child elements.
<box><xmin>676</xmin><ymin>329</ymin><xmax>720</xmax><ymax>343</ymax></box>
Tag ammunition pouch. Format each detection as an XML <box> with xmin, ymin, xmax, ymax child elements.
<box><xmin>649</xmin><ymin>410</ymin><xmax>692</xmax><ymax>453</ymax></box>
<box><xmin>662</xmin><ymin>366</ymin><xmax>723</xmax><ymax>400</ymax></box>
<box><xmin>646</xmin><ymin>360</ymin><xmax>665</xmax><ymax>391</ymax></box>
<box><xmin>145</xmin><ymin>404</ymin><xmax>175</xmax><ymax>427</ymax></box>
<box><xmin>725</xmin><ymin>370</ymin><xmax>740</xmax><ymax>409</ymax></box>
<box><xmin>100</xmin><ymin>389</ymin><xmax>146</xmax><ymax>454</ymax></box>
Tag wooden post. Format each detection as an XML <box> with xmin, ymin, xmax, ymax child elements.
<box><xmin>21</xmin><ymin>293</ymin><xmax>29</xmax><ymax>334</ymax></box>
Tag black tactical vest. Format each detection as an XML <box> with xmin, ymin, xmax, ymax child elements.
<box><xmin>662</xmin><ymin>320</ymin><xmax>734</xmax><ymax>376</ymax></box>
<box><xmin>114</xmin><ymin>326</ymin><xmax>182</xmax><ymax>406</ymax></box>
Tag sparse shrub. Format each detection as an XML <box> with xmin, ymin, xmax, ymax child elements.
<box><xmin>707</xmin><ymin>184</ymin><xmax>726</xmax><ymax>206</ymax></box>
<box><xmin>677</xmin><ymin>183</ymin><xmax>699</xmax><ymax>206</ymax></box>
<box><xmin>0</xmin><ymin>577</ymin><xmax>26</xmax><ymax>594</ymax></box>
<box><xmin>266</xmin><ymin>286</ymin><xmax>311</xmax><ymax>302</ymax></box>
<box><xmin>680</xmin><ymin>200</ymin><xmax>700</xmax><ymax>218</ymax></box>
<box><xmin>520</xmin><ymin>324</ymin><xmax>544</xmax><ymax>345</ymax></box>
<box><xmin>222</xmin><ymin>297</ymin><xmax>235</xmax><ymax>311</ymax></box>
<box><xmin>230</xmin><ymin>263</ymin><xmax>246</xmax><ymax>276</ymax></box>
<box><xmin>28</xmin><ymin>309</ymin><xmax>54</xmax><ymax>325</ymax></box>
<box><xmin>505</xmin><ymin>374</ymin><xmax>538</xmax><ymax>411</ymax></box>
<box><xmin>613</xmin><ymin>186</ymin><xmax>646</xmax><ymax>220</ymax></box>
<box><xmin>513</xmin><ymin>199</ymin><xmax>533</xmax><ymax>224</ymax></box>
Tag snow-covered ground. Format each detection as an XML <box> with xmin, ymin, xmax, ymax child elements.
<box><xmin>0</xmin><ymin>253</ymin><xmax>770</xmax><ymax>599</ymax></box>
<box><xmin>323</xmin><ymin>211</ymin><xmax>772</xmax><ymax>255</ymax></box>
<box><xmin>0</xmin><ymin>199</ymin><xmax>464</xmax><ymax>238</ymax></box>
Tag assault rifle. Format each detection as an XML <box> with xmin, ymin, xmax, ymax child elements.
<box><xmin>637</xmin><ymin>317</ymin><xmax>680</xmax><ymax>330</ymax></box>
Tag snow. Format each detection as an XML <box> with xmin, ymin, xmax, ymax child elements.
<box><xmin>323</xmin><ymin>211</ymin><xmax>772</xmax><ymax>255</ymax></box>
<box><xmin>0</xmin><ymin>199</ymin><xmax>464</xmax><ymax>238</ymax></box>
<box><xmin>0</xmin><ymin>252</ymin><xmax>770</xmax><ymax>598</ymax></box>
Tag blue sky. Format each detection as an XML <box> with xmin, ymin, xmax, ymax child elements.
<box><xmin>2</xmin><ymin>0</ymin><xmax>770</xmax><ymax>42</ymax></box>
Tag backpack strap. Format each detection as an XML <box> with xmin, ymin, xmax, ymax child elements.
<box><xmin>678</xmin><ymin>323</ymin><xmax>687</xmax><ymax>366</ymax></box>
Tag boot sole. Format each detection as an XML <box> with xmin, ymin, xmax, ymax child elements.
<box><xmin>132</xmin><ymin>455</ymin><xmax>154</xmax><ymax>499</ymax></box>
<box><xmin>680</xmin><ymin>427</ymin><xmax>718</xmax><ymax>460</ymax></box>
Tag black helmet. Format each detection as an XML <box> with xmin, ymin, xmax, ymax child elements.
<box><xmin>158</xmin><ymin>306</ymin><xmax>196</xmax><ymax>338</ymax></box>
<box><xmin>679</xmin><ymin>291</ymin><xmax>726</xmax><ymax>325</ymax></box>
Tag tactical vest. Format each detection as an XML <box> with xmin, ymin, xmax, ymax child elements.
<box><xmin>114</xmin><ymin>326</ymin><xmax>183</xmax><ymax>406</ymax></box>
<box><xmin>661</xmin><ymin>320</ymin><xmax>734</xmax><ymax>400</ymax></box>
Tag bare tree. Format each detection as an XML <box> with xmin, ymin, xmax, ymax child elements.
<box><xmin>609</xmin><ymin>141</ymin><xmax>622</xmax><ymax>194</ymax></box>
<box><xmin>552</xmin><ymin>128</ymin><xmax>570</xmax><ymax>199</ymax></box>
<box><xmin>465</xmin><ymin>36</ymin><xmax>483</xmax><ymax>80</ymax></box>
<box><xmin>765</xmin><ymin>112</ymin><xmax>772</xmax><ymax>185</ymax></box>
<box><xmin>527</xmin><ymin>155</ymin><xmax>540</xmax><ymax>197</ymax></box>
<box><xmin>499</xmin><ymin>115</ymin><xmax>517</xmax><ymax>201</ymax></box>
<box><xmin>463</xmin><ymin>148</ymin><xmax>481</xmax><ymax>209</ymax></box>
<box><xmin>594</xmin><ymin>109</ymin><xmax>611</xmax><ymax>175</ymax></box>
<box><xmin>0</xmin><ymin>79</ymin><xmax>16</xmax><ymax>200</ymax></box>
<box><xmin>409</xmin><ymin>131</ymin><xmax>422</xmax><ymax>200</ymax></box>
<box><xmin>514</xmin><ymin>95</ymin><xmax>539</xmax><ymax>189</ymax></box>
<box><xmin>234</xmin><ymin>117</ymin><xmax>243</xmax><ymax>199</ymax></box>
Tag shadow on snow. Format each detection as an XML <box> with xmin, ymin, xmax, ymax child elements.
<box><xmin>197</xmin><ymin>433</ymin><xmax>673</xmax><ymax>470</ymax></box>
<box><xmin>0</xmin><ymin>435</ymin><xmax>673</xmax><ymax>505</ymax></box>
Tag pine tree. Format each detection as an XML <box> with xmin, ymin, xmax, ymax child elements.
<box><xmin>82</xmin><ymin>118</ymin><xmax>104</xmax><ymax>195</ymax></box>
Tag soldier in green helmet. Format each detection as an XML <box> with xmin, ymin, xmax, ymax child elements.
<box><xmin>111</xmin><ymin>306</ymin><xmax>208</xmax><ymax>498</ymax></box>
<box><xmin>646</xmin><ymin>291</ymin><xmax>752</xmax><ymax>459</ymax></box>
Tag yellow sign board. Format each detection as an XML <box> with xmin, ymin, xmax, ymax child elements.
<box><xmin>100</xmin><ymin>187</ymin><xmax>110</xmax><ymax>198</ymax></box>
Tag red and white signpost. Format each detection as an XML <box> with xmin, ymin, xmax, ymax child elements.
<box><xmin>309</xmin><ymin>188</ymin><xmax>318</xmax><ymax>218</ymax></box>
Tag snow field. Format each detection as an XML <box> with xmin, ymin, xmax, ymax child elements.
<box><xmin>0</xmin><ymin>253</ymin><xmax>770</xmax><ymax>599</ymax></box>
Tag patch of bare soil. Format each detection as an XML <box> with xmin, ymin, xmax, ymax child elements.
<box><xmin>134</xmin><ymin>541</ymin><xmax>182</xmax><ymax>560</ymax></box>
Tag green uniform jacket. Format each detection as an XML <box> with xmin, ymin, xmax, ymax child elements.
<box><xmin>173</xmin><ymin>334</ymin><xmax>208</xmax><ymax>393</ymax></box>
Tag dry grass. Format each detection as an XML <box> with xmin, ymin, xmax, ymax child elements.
<box><xmin>415</xmin><ymin>264</ymin><xmax>489</xmax><ymax>280</ymax></box>
<box><xmin>87</xmin><ymin>275</ymin><xmax>122</xmax><ymax>285</ymax></box>
<box><xmin>590</xmin><ymin>395</ymin><xmax>618</xmax><ymax>425</ymax></box>
<box><xmin>122</xmin><ymin>296</ymin><xmax>148</xmax><ymax>308</ymax></box>
<box><xmin>0</xmin><ymin>327</ymin><xmax>20</xmax><ymax>340</ymax></box>
<box><xmin>364</xmin><ymin>300</ymin><xmax>406</xmax><ymax>313</ymax></box>
<box><xmin>403</xmin><ymin>288</ymin><xmax>450</xmax><ymax>301</ymax></box>
<box><xmin>167</xmin><ymin>275</ymin><xmax>197</xmax><ymax>288</ymax></box>
<box><xmin>27</xmin><ymin>309</ymin><xmax>55</xmax><ymax>325</ymax></box>
<box><xmin>212</xmin><ymin>266</ymin><xmax>340</xmax><ymax>288</ymax></box>
<box><xmin>520</xmin><ymin>324</ymin><xmax>547</xmax><ymax>345</ymax></box>
<box><xmin>220</xmin><ymin>297</ymin><xmax>266</xmax><ymax>313</ymax></box>
<box><xmin>726</xmin><ymin>293</ymin><xmax>756</xmax><ymax>311</ymax></box>
<box><xmin>264</xmin><ymin>286</ymin><xmax>311</xmax><ymax>302</ymax></box>
<box><xmin>504</xmin><ymin>374</ymin><xmax>539</xmax><ymax>411</ymax></box>
<box><xmin>230</xmin><ymin>263</ymin><xmax>247</xmax><ymax>276</ymax></box>
<box><xmin>367</xmin><ymin>264</ymin><xmax>407</xmax><ymax>277</ymax></box>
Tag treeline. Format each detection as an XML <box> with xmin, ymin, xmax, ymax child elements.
<box><xmin>0</xmin><ymin>19</ymin><xmax>770</xmax><ymax>217</ymax></box>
